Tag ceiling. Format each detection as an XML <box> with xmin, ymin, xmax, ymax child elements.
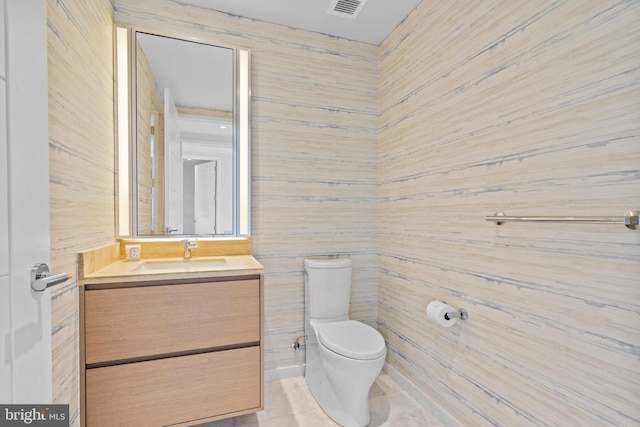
<box><xmin>178</xmin><ymin>0</ymin><xmax>423</xmax><ymax>45</ymax></box>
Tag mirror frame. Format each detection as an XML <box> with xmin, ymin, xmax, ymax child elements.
<box><xmin>116</xmin><ymin>25</ymin><xmax>251</xmax><ymax>239</ymax></box>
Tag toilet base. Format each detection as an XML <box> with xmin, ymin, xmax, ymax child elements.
<box><xmin>305</xmin><ymin>318</ymin><xmax>386</xmax><ymax>427</ymax></box>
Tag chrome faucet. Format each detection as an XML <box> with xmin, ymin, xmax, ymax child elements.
<box><xmin>180</xmin><ymin>239</ymin><xmax>197</xmax><ymax>259</ymax></box>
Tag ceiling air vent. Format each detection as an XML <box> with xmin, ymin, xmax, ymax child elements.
<box><xmin>327</xmin><ymin>0</ymin><xmax>369</xmax><ymax>19</ymax></box>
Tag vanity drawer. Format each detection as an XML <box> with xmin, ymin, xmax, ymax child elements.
<box><xmin>84</xmin><ymin>279</ymin><xmax>260</xmax><ymax>364</ymax></box>
<box><xmin>85</xmin><ymin>346</ymin><xmax>261</xmax><ymax>427</ymax></box>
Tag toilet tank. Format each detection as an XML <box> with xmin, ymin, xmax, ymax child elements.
<box><xmin>304</xmin><ymin>258</ymin><xmax>352</xmax><ymax>319</ymax></box>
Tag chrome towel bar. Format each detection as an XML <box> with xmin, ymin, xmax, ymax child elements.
<box><xmin>486</xmin><ymin>210</ymin><xmax>639</xmax><ymax>230</ymax></box>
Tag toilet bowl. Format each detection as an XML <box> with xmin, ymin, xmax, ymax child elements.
<box><xmin>304</xmin><ymin>259</ymin><xmax>386</xmax><ymax>427</ymax></box>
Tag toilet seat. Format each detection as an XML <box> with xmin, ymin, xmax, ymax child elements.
<box><xmin>318</xmin><ymin>320</ymin><xmax>386</xmax><ymax>360</ymax></box>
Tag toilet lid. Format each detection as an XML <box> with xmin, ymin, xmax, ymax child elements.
<box><xmin>318</xmin><ymin>320</ymin><xmax>386</xmax><ymax>360</ymax></box>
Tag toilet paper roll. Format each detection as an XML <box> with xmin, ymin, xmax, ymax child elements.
<box><xmin>426</xmin><ymin>300</ymin><xmax>457</xmax><ymax>328</ymax></box>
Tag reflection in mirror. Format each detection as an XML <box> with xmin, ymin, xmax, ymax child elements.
<box><xmin>136</xmin><ymin>32</ymin><xmax>233</xmax><ymax>236</ymax></box>
<box><xmin>116</xmin><ymin>27</ymin><xmax>250</xmax><ymax>238</ymax></box>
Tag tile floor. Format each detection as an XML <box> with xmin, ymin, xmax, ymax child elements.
<box><xmin>199</xmin><ymin>372</ymin><xmax>445</xmax><ymax>427</ymax></box>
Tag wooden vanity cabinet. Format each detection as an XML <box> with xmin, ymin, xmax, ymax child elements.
<box><xmin>79</xmin><ymin>274</ymin><xmax>264</xmax><ymax>427</ymax></box>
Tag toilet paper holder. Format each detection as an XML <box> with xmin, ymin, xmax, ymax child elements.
<box><xmin>444</xmin><ymin>307</ymin><xmax>468</xmax><ymax>321</ymax></box>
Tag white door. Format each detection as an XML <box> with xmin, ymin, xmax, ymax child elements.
<box><xmin>194</xmin><ymin>160</ymin><xmax>217</xmax><ymax>234</ymax></box>
<box><xmin>164</xmin><ymin>88</ymin><xmax>182</xmax><ymax>234</ymax></box>
<box><xmin>0</xmin><ymin>0</ymin><xmax>52</xmax><ymax>403</ymax></box>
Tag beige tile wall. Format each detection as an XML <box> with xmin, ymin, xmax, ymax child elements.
<box><xmin>47</xmin><ymin>0</ymin><xmax>115</xmax><ymax>425</ymax></box>
<box><xmin>114</xmin><ymin>0</ymin><xmax>379</xmax><ymax>372</ymax></box>
<box><xmin>378</xmin><ymin>1</ymin><xmax>640</xmax><ymax>425</ymax></box>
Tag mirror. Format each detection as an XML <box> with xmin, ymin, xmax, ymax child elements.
<box><xmin>116</xmin><ymin>27</ymin><xmax>251</xmax><ymax>237</ymax></box>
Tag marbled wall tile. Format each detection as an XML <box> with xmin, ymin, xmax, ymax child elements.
<box><xmin>47</xmin><ymin>1</ymin><xmax>115</xmax><ymax>425</ymax></box>
<box><xmin>378</xmin><ymin>0</ymin><xmax>640</xmax><ymax>425</ymax></box>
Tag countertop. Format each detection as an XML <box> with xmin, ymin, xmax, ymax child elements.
<box><xmin>79</xmin><ymin>254</ymin><xmax>264</xmax><ymax>285</ymax></box>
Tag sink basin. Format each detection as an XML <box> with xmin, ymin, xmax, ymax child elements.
<box><xmin>135</xmin><ymin>258</ymin><xmax>227</xmax><ymax>273</ymax></box>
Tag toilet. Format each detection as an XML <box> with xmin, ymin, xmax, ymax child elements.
<box><xmin>304</xmin><ymin>258</ymin><xmax>386</xmax><ymax>427</ymax></box>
